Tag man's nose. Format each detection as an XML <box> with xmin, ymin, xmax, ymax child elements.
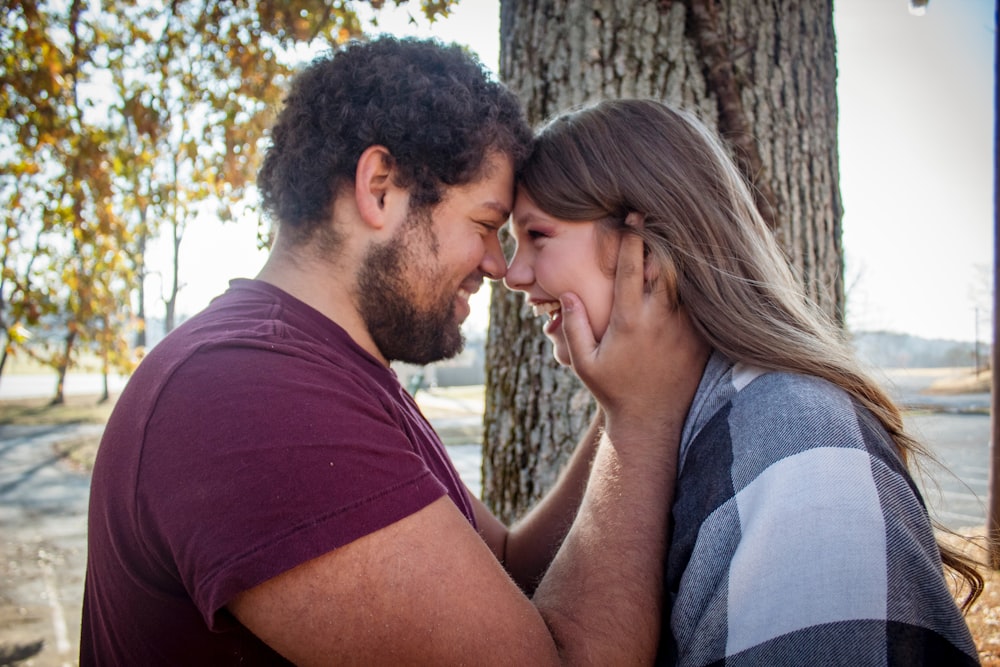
<box><xmin>481</xmin><ymin>234</ymin><xmax>508</xmax><ymax>281</ymax></box>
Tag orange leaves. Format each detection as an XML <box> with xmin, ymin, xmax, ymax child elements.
<box><xmin>2</xmin><ymin>0</ymin><xmax>457</xmax><ymax>380</ymax></box>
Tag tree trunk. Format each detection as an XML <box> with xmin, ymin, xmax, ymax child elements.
<box><xmin>0</xmin><ymin>343</ymin><xmax>9</xmax><ymax>390</ymax></box>
<box><xmin>135</xmin><ymin>222</ymin><xmax>148</xmax><ymax>349</ymax></box>
<box><xmin>483</xmin><ymin>279</ymin><xmax>597</xmax><ymax>522</ymax></box>
<box><xmin>99</xmin><ymin>317</ymin><xmax>110</xmax><ymax>404</ymax></box>
<box><xmin>51</xmin><ymin>329</ymin><xmax>77</xmax><ymax>406</ymax></box>
<box><xmin>484</xmin><ymin>0</ymin><xmax>842</xmax><ymax>521</ymax></box>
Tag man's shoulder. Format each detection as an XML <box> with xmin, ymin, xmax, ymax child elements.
<box><xmin>114</xmin><ymin>296</ymin><xmax>391</xmax><ymax>436</ymax></box>
<box><xmin>142</xmin><ymin>282</ymin><xmax>372</xmax><ymax>383</ymax></box>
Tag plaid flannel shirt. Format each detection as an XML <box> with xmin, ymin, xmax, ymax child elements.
<box><xmin>657</xmin><ymin>352</ymin><xmax>979</xmax><ymax>666</ymax></box>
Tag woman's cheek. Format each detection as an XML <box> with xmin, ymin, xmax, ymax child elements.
<box><xmin>589</xmin><ymin>290</ymin><xmax>616</xmax><ymax>343</ymax></box>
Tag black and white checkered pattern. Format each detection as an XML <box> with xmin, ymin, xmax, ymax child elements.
<box><xmin>658</xmin><ymin>353</ymin><xmax>979</xmax><ymax>666</ymax></box>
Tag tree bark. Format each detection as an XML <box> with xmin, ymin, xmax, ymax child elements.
<box><xmin>51</xmin><ymin>329</ymin><xmax>77</xmax><ymax>406</ymax></box>
<box><xmin>485</xmin><ymin>0</ymin><xmax>842</xmax><ymax>521</ymax></box>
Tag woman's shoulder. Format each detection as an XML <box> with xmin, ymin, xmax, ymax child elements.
<box><xmin>704</xmin><ymin>369</ymin><xmax>868</xmax><ymax>456</ymax></box>
<box><xmin>729</xmin><ymin>368</ymin><xmax>856</xmax><ymax>422</ymax></box>
<box><xmin>681</xmin><ymin>354</ymin><xmax>890</xmax><ymax>467</ymax></box>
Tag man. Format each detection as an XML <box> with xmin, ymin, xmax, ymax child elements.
<box><xmin>81</xmin><ymin>36</ymin><xmax>706</xmax><ymax>664</ymax></box>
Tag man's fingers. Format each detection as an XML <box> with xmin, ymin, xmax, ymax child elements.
<box><xmin>559</xmin><ymin>293</ymin><xmax>597</xmax><ymax>372</ymax></box>
<box><xmin>613</xmin><ymin>232</ymin><xmax>646</xmax><ymax>317</ymax></box>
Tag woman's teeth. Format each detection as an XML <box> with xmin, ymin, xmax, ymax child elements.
<box><xmin>532</xmin><ymin>302</ymin><xmax>561</xmax><ymax>319</ymax></box>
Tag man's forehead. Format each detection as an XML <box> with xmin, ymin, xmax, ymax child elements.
<box><xmin>449</xmin><ymin>153</ymin><xmax>515</xmax><ymax>213</ymax></box>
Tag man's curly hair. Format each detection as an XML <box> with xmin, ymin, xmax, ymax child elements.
<box><xmin>258</xmin><ymin>36</ymin><xmax>532</xmax><ymax>244</ymax></box>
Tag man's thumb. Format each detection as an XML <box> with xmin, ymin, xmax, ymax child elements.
<box><xmin>559</xmin><ymin>293</ymin><xmax>596</xmax><ymax>367</ymax></box>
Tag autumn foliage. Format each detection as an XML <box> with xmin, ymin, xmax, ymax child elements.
<box><xmin>0</xmin><ymin>0</ymin><xmax>454</xmax><ymax>402</ymax></box>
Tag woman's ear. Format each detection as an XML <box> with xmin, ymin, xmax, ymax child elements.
<box><xmin>355</xmin><ymin>145</ymin><xmax>396</xmax><ymax>230</ymax></box>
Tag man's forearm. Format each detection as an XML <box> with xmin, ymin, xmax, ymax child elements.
<box><xmin>501</xmin><ymin>409</ymin><xmax>604</xmax><ymax>592</ymax></box>
<box><xmin>529</xmin><ymin>421</ymin><xmax>678</xmax><ymax>664</ymax></box>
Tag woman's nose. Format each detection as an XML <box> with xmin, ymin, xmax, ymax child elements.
<box><xmin>503</xmin><ymin>246</ymin><xmax>532</xmax><ymax>292</ymax></box>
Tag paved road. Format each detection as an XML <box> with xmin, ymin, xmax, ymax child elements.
<box><xmin>0</xmin><ymin>424</ymin><xmax>100</xmax><ymax>667</ymax></box>
<box><xmin>908</xmin><ymin>412</ymin><xmax>991</xmax><ymax>530</ymax></box>
<box><xmin>880</xmin><ymin>368</ymin><xmax>992</xmax><ymax>531</ymax></box>
<box><xmin>0</xmin><ymin>369</ymin><xmax>992</xmax><ymax>664</ymax></box>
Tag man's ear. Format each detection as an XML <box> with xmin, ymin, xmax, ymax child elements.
<box><xmin>355</xmin><ymin>145</ymin><xmax>398</xmax><ymax>230</ymax></box>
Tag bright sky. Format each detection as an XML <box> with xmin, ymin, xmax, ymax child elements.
<box><xmin>158</xmin><ymin>0</ymin><xmax>996</xmax><ymax>343</ymax></box>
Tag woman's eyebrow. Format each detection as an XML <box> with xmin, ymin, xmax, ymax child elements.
<box><xmin>510</xmin><ymin>210</ymin><xmax>544</xmax><ymax>230</ymax></box>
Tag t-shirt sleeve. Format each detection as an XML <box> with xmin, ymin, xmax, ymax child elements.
<box><xmin>133</xmin><ymin>344</ymin><xmax>449</xmax><ymax>629</ymax></box>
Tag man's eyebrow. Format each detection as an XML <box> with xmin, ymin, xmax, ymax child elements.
<box><xmin>480</xmin><ymin>200</ymin><xmax>511</xmax><ymax>220</ymax></box>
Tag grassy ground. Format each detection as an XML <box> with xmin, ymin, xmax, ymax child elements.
<box><xmin>0</xmin><ymin>394</ymin><xmax>117</xmax><ymax>426</ymax></box>
<box><xmin>926</xmin><ymin>367</ymin><xmax>992</xmax><ymax>395</ymax></box>
<box><xmin>0</xmin><ymin>393</ymin><xmax>116</xmax><ymax>470</ymax></box>
<box><xmin>2</xmin><ymin>382</ymin><xmax>998</xmax><ymax>662</ymax></box>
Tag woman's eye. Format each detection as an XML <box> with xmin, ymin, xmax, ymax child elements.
<box><xmin>527</xmin><ymin>229</ymin><xmax>547</xmax><ymax>240</ymax></box>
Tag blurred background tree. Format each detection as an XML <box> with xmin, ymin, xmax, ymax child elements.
<box><xmin>0</xmin><ymin>0</ymin><xmax>455</xmax><ymax>402</ymax></box>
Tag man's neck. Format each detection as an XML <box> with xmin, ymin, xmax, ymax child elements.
<box><xmin>255</xmin><ymin>242</ymin><xmax>389</xmax><ymax>367</ymax></box>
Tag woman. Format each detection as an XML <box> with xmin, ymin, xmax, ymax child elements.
<box><xmin>504</xmin><ymin>98</ymin><xmax>982</xmax><ymax>666</ymax></box>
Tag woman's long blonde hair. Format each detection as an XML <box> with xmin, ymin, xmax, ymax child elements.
<box><xmin>518</xmin><ymin>97</ymin><xmax>982</xmax><ymax>608</ymax></box>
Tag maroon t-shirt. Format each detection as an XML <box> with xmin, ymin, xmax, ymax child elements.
<box><xmin>80</xmin><ymin>279</ymin><xmax>475</xmax><ymax>665</ymax></box>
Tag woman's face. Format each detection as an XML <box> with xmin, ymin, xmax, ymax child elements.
<box><xmin>504</xmin><ymin>192</ymin><xmax>618</xmax><ymax>366</ymax></box>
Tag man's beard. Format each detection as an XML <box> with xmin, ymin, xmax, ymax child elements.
<box><xmin>356</xmin><ymin>214</ymin><xmax>466</xmax><ymax>365</ymax></box>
